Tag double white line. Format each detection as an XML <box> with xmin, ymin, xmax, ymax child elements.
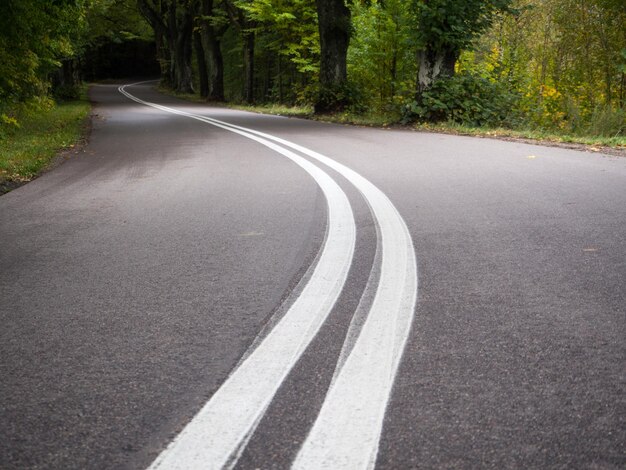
<box><xmin>119</xmin><ymin>83</ymin><xmax>418</xmax><ymax>469</ymax></box>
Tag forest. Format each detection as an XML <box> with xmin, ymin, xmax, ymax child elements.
<box><xmin>1</xmin><ymin>0</ymin><xmax>625</xmax><ymax>141</ymax></box>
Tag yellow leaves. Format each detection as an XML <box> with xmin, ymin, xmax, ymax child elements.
<box><xmin>540</xmin><ymin>84</ymin><xmax>561</xmax><ymax>99</ymax></box>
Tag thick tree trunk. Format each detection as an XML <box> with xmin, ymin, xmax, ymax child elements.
<box><xmin>206</xmin><ymin>37</ymin><xmax>225</xmax><ymax>101</ymax></box>
<box><xmin>137</xmin><ymin>0</ymin><xmax>171</xmax><ymax>86</ymax></box>
<box><xmin>194</xmin><ymin>30</ymin><xmax>209</xmax><ymax>98</ymax></box>
<box><xmin>416</xmin><ymin>45</ymin><xmax>458</xmax><ymax>98</ymax></box>
<box><xmin>224</xmin><ymin>0</ymin><xmax>255</xmax><ymax>103</ymax></box>
<box><xmin>317</xmin><ymin>0</ymin><xmax>350</xmax><ymax>86</ymax></box>
<box><xmin>173</xmin><ymin>8</ymin><xmax>194</xmax><ymax>93</ymax></box>
<box><xmin>243</xmin><ymin>32</ymin><xmax>255</xmax><ymax>103</ymax></box>
<box><xmin>56</xmin><ymin>59</ymin><xmax>80</xmax><ymax>87</ymax></box>
<box><xmin>155</xmin><ymin>30</ymin><xmax>171</xmax><ymax>87</ymax></box>
<box><xmin>315</xmin><ymin>0</ymin><xmax>351</xmax><ymax>113</ymax></box>
<box><xmin>199</xmin><ymin>0</ymin><xmax>226</xmax><ymax>102</ymax></box>
<box><xmin>166</xmin><ymin>2</ymin><xmax>179</xmax><ymax>87</ymax></box>
<box><xmin>167</xmin><ymin>35</ymin><xmax>176</xmax><ymax>87</ymax></box>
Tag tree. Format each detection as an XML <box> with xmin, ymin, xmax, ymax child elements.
<box><xmin>349</xmin><ymin>0</ymin><xmax>415</xmax><ymax>109</ymax></box>
<box><xmin>240</xmin><ymin>0</ymin><xmax>319</xmax><ymax>102</ymax></box>
<box><xmin>315</xmin><ymin>0</ymin><xmax>351</xmax><ymax>112</ymax></box>
<box><xmin>0</xmin><ymin>0</ymin><xmax>88</xmax><ymax>106</ymax></box>
<box><xmin>197</xmin><ymin>0</ymin><xmax>229</xmax><ymax>101</ymax></box>
<box><xmin>137</xmin><ymin>0</ymin><xmax>195</xmax><ymax>93</ymax></box>
<box><xmin>468</xmin><ymin>0</ymin><xmax>626</xmax><ymax>133</ymax></box>
<box><xmin>412</xmin><ymin>0</ymin><xmax>513</xmax><ymax>97</ymax></box>
<box><xmin>223</xmin><ymin>0</ymin><xmax>257</xmax><ymax>103</ymax></box>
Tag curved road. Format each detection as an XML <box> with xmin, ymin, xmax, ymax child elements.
<box><xmin>1</xmin><ymin>82</ymin><xmax>624</xmax><ymax>469</ymax></box>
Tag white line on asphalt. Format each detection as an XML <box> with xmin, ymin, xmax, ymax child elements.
<box><xmin>119</xmin><ymin>84</ymin><xmax>357</xmax><ymax>470</ymax></box>
<box><xmin>160</xmin><ymin>92</ymin><xmax>419</xmax><ymax>470</ymax></box>
<box><xmin>119</xmin><ymin>82</ymin><xmax>418</xmax><ymax>470</ymax></box>
<box><xmin>293</xmin><ymin>193</ymin><xmax>417</xmax><ymax>470</ymax></box>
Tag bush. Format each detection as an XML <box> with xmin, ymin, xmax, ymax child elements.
<box><xmin>585</xmin><ymin>105</ymin><xmax>625</xmax><ymax>137</ymax></box>
<box><xmin>53</xmin><ymin>84</ymin><xmax>81</xmax><ymax>101</ymax></box>
<box><xmin>0</xmin><ymin>95</ymin><xmax>54</xmax><ymax>139</ymax></box>
<box><xmin>311</xmin><ymin>82</ymin><xmax>366</xmax><ymax>114</ymax></box>
<box><xmin>402</xmin><ymin>73</ymin><xmax>521</xmax><ymax>127</ymax></box>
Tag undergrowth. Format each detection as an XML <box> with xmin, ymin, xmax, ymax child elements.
<box><xmin>0</xmin><ymin>88</ymin><xmax>90</xmax><ymax>189</ymax></box>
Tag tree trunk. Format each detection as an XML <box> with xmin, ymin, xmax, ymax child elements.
<box><xmin>243</xmin><ymin>31</ymin><xmax>255</xmax><ymax>103</ymax></box>
<box><xmin>166</xmin><ymin>1</ymin><xmax>178</xmax><ymax>87</ymax></box>
<box><xmin>223</xmin><ymin>0</ymin><xmax>255</xmax><ymax>103</ymax></box>
<box><xmin>173</xmin><ymin>8</ymin><xmax>194</xmax><ymax>93</ymax></box>
<box><xmin>155</xmin><ymin>29</ymin><xmax>171</xmax><ymax>87</ymax></box>
<box><xmin>199</xmin><ymin>0</ymin><xmax>226</xmax><ymax>102</ymax></box>
<box><xmin>194</xmin><ymin>30</ymin><xmax>209</xmax><ymax>98</ymax></box>
<box><xmin>315</xmin><ymin>0</ymin><xmax>351</xmax><ymax>113</ymax></box>
<box><xmin>137</xmin><ymin>0</ymin><xmax>171</xmax><ymax>86</ymax></box>
<box><xmin>278</xmin><ymin>54</ymin><xmax>283</xmax><ymax>103</ymax></box>
<box><xmin>317</xmin><ymin>0</ymin><xmax>350</xmax><ymax>87</ymax></box>
<box><xmin>206</xmin><ymin>37</ymin><xmax>225</xmax><ymax>101</ymax></box>
<box><xmin>416</xmin><ymin>45</ymin><xmax>458</xmax><ymax>98</ymax></box>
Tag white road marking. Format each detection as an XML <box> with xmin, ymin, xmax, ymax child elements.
<box><xmin>171</xmin><ymin>96</ymin><xmax>419</xmax><ymax>470</ymax></box>
<box><xmin>119</xmin><ymin>83</ymin><xmax>419</xmax><ymax>470</ymax></box>
<box><xmin>293</xmin><ymin>197</ymin><xmax>416</xmax><ymax>470</ymax></box>
<box><xmin>119</xmin><ymin>85</ymin><xmax>356</xmax><ymax>469</ymax></box>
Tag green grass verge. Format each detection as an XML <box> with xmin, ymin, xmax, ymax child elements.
<box><xmin>231</xmin><ymin>104</ymin><xmax>625</xmax><ymax>150</ymax></box>
<box><xmin>416</xmin><ymin>122</ymin><xmax>626</xmax><ymax>150</ymax></box>
<box><xmin>154</xmin><ymin>84</ymin><xmax>626</xmax><ymax>152</ymax></box>
<box><xmin>230</xmin><ymin>103</ymin><xmax>314</xmax><ymax>118</ymax></box>
<box><xmin>0</xmin><ymin>94</ymin><xmax>91</xmax><ymax>188</ymax></box>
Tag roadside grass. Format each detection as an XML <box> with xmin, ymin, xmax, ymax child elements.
<box><xmin>229</xmin><ymin>104</ymin><xmax>626</xmax><ymax>150</ymax></box>
<box><xmin>417</xmin><ymin>122</ymin><xmax>626</xmax><ymax>150</ymax></box>
<box><xmin>230</xmin><ymin>103</ymin><xmax>314</xmax><ymax>118</ymax></box>
<box><xmin>155</xmin><ymin>85</ymin><xmax>626</xmax><ymax>152</ymax></box>
<box><xmin>0</xmin><ymin>91</ymin><xmax>90</xmax><ymax>191</ymax></box>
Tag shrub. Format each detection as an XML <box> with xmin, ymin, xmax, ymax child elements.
<box><xmin>311</xmin><ymin>82</ymin><xmax>366</xmax><ymax>114</ymax></box>
<box><xmin>402</xmin><ymin>72</ymin><xmax>521</xmax><ymax>127</ymax></box>
<box><xmin>53</xmin><ymin>84</ymin><xmax>82</xmax><ymax>101</ymax></box>
<box><xmin>585</xmin><ymin>105</ymin><xmax>625</xmax><ymax>137</ymax></box>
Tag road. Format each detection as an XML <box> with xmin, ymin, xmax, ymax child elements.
<box><xmin>1</xmin><ymin>82</ymin><xmax>624</xmax><ymax>469</ymax></box>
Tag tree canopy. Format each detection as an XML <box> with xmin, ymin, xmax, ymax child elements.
<box><xmin>1</xmin><ymin>0</ymin><xmax>624</xmax><ymax>137</ymax></box>
<box><xmin>0</xmin><ymin>0</ymin><xmax>88</xmax><ymax>104</ymax></box>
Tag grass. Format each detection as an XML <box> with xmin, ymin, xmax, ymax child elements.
<box><xmin>230</xmin><ymin>103</ymin><xmax>314</xmax><ymax>118</ymax></box>
<box><xmin>0</xmin><ymin>92</ymin><xmax>90</xmax><ymax>189</ymax></box>
<box><xmin>229</xmin><ymin>103</ymin><xmax>625</xmax><ymax>150</ymax></box>
<box><xmin>416</xmin><ymin>122</ymin><xmax>626</xmax><ymax>150</ymax></box>
<box><xmin>154</xmin><ymin>85</ymin><xmax>626</xmax><ymax>152</ymax></box>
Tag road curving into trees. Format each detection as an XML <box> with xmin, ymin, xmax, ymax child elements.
<box><xmin>1</xmin><ymin>82</ymin><xmax>625</xmax><ymax>469</ymax></box>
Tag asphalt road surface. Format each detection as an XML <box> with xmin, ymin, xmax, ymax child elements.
<box><xmin>1</xmin><ymin>82</ymin><xmax>624</xmax><ymax>469</ymax></box>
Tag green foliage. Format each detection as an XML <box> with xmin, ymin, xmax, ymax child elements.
<box><xmin>411</xmin><ymin>0</ymin><xmax>515</xmax><ymax>51</ymax></box>
<box><xmin>0</xmin><ymin>0</ymin><xmax>89</xmax><ymax>105</ymax></box>
<box><xmin>86</xmin><ymin>0</ymin><xmax>152</xmax><ymax>45</ymax></box>
<box><xmin>310</xmin><ymin>81</ymin><xmax>366</xmax><ymax>114</ymax></box>
<box><xmin>53</xmin><ymin>84</ymin><xmax>82</xmax><ymax>101</ymax></box>
<box><xmin>0</xmin><ymin>95</ymin><xmax>89</xmax><ymax>185</ymax></box>
<box><xmin>403</xmin><ymin>73</ymin><xmax>521</xmax><ymax>126</ymax></box>
<box><xmin>239</xmin><ymin>0</ymin><xmax>320</xmax><ymax>76</ymax></box>
<box><xmin>348</xmin><ymin>0</ymin><xmax>416</xmax><ymax>111</ymax></box>
<box><xmin>585</xmin><ymin>105</ymin><xmax>626</xmax><ymax>137</ymax></box>
<box><xmin>464</xmin><ymin>0</ymin><xmax>626</xmax><ymax>136</ymax></box>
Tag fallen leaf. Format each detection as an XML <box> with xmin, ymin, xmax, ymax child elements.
<box><xmin>239</xmin><ymin>231</ymin><xmax>264</xmax><ymax>237</ymax></box>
